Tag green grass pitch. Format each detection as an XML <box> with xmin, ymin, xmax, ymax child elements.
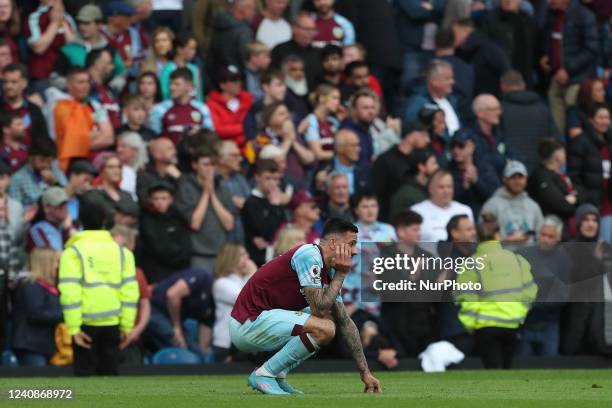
<box><xmin>2</xmin><ymin>370</ymin><xmax>612</xmax><ymax>407</ymax></box>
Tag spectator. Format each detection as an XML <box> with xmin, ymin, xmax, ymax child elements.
<box><xmin>405</xmin><ymin>59</ymin><xmax>460</xmax><ymax>137</ymax></box>
<box><xmin>150</xmin><ymin>0</ymin><xmax>182</xmax><ymax>33</ymax></box>
<box><xmin>51</xmin><ymin>4</ymin><xmax>126</xmax><ymax>92</ymax></box>
<box><xmin>394</xmin><ymin>0</ymin><xmax>447</xmax><ymax>91</ymax></box>
<box><xmin>319</xmin><ymin>171</ymin><xmax>353</xmax><ymax>222</ymax></box>
<box><xmin>275</xmin><ymin>189</ymin><xmax>322</xmax><ymax>246</ymax></box>
<box><xmin>389</xmin><ymin>150</ymin><xmax>440</xmax><ymax>222</ymax></box>
<box><xmin>259</xmin><ymin>143</ymin><xmax>303</xmax><ymax>193</ymax></box>
<box><xmin>28</xmin><ymin>186</ymin><xmax>76</xmax><ymax>251</ymax></box>
<box><xmin>244</xmin><ymin>69</ymin><xmax>288</xmax><ymax>140</ymax></box>
<box><xmin>499</xmin><ymin>70</ymin><xmax>559</xmax><ymax>172</ymax></box>
<box><xmin>141</xmin><ymin>26</ymin><xmax>174</xmax><ymax>75</ymax></box>
<box><xmin>481</xmin><ymin>160</ymin><xmax>543</xmax><ymax>245</ymax></box>
<box><xmin>53</xmin><ymin>68</ymin><xmax>114</xmax><ymax>171</ymax></box>
<box><xmin>317</xmin><ymin>44</ymin><xmax>344</xmax><ymax>88</ymax></box>
<box><xmin>540</xmin><ymin>0</ymin><xmax>599</xmax><ymax>134</ymax></box>
<box><xmin>372</xmin><ymin>121</ymin><xmax>430</xmax><ymax>221</ymax></box>
<box><xmin>271</xmin><ymin>12</ymin><xmax>322</xmax><ymax>89</ymax></box>
<box><xmin>89</xmin><ymin>152</ymin><xmax>134</xmax><ymax>221</ymax></box>
<box><xmin>114</xmin><ymin>196</ymin><xmax>140</xmax><ymax>228</ymax></box>
<box><xmin>208</xmin><ymin>65</ymin><xmax>254</xmax><ymax>150</ymax></box>
<box><xmin>2</xmin><ymin>64</ymin><xmax>50</xmax><ymax>149</ymax></box>
<box><xmin>329</xmin><ymin>129</ymin><xmax>367</xmax><ymax>195</ymax></box>
<box><xmin>528</xmin><ymin>139</ymin><xmax>578</xmax><ymax>233</ymax></box>
<box><xmin>0</xmin><ymin>111</ymin><xmax>27</xmax><ymax>172</ymax></box>
<box><xmin>146</xmin><ymin>268</ymin><xmax>214</xmax><ymax>356</ymax></box>
<box><xmin>0</xmin><ymin>0</ymin><xmax>19</xmax><ymax>62</ymax></box>
<box><xmin>86</xmin><ymin>49</ymin><xmax>121</xmax><ymax>129</ymax></box>
<box><xmin>191</xmin><ymin>0</ymin><xmax>227</xmax><ymax>53</ymax></box>
<box><xmin>59</xmin><ymin>192</ymin><xmax>139</xmax><ymax>376</ymax></box>
<box><xmin>99</xmin><ymin>1</ymin><xmax>146</xmax><ymax>78</ymax></box>
<box><xmin>136</xmin><ymin>71</ymin><xmax>163</xmax><ymax>112</ymax></box>
<box><xmin>64</xmin><ymin>159</ymin><xmax>96</xmax><ymax>221</ymax></box>
<box><xmin>11</xmin><ymin>248</ymin><xmax>63</xmax><ymax>366</ymax></box>
<box><xmin>418</xmin><ymin>103</ymin><xmax>450</xmax><ymax>167</ymax></box>
<box><xmin>302</xmin><ymin>83</ymin><xmax>342</xmax><ymax>164</ymax></box>
<box><xmin>136</xmin><ymin>137</ymin><xmax>181</xmax><ymax>203</ymax></box>
<box><xmin>434</xmin><ymin>28</ymin><xmax>474</xmax><ymax>123</ymax></box>
<box><xmin>117</xmin><ymin>131</ymin><xmax>148</xmax><ymax>201</ymax></box>
<box><xmin>517</xmin><ymin>216</ymin><xmax>571</xmax><ymax>356</ymax></box>
<box><xmin>8</xmin><ymin>137</ymin><xmax>66</xmax><ymax>210</ymax></box>
<box><xmin>411</xmin><ymin>169</ymin><xmax>474</xmax><ymax>245</ymax></box>
<box><xmin>160</xmin><ymin>33</ymin><xmax>202</xmax><ymax>101</ymax></box>
<box><xmin>479</xmin><ymin>0</ymin><xmax>537</xmax><ymax>85</ymax></box>
<box><xmin>0</xmin><ymin>159</ymin><xmax>22</xmax><ymax>237</ymax></box>
<box><xmin>452</xmin><ymin>18</ymin><xmax>511</xmax><ymax>96</ymax></box>
<box><xmin>116</xmin><ymin>94</ymin><xmax>157</xmax><ymax>142</ymax></box>
<box><xmin>368</xmin><ymin>96</ymin><xmax>401</xmax><ymax>158</ymax></box>
<box><xmin>567</xmin><ymin>103</ymin><xmax>612</xmax><ymax>241</ymax></box>
<box><xmin>449</xmin><ymin>128</ymin><xmax>500</xmax><ymax>218</ymax></box>
<box><xmin>341</xmin><ymin>61</ymin><xmax>373</xmax><ymax>104</ymax></box>
<box><xmin>241</xmin><ymin>159</ymin><xmax>287</xmax><ymax>265</ymax></box>
<box><xmin>212</xmin><ymin>242</ymin><xmax>256</xmax><ymax>362</ymax></box>
<box><xmin>472</xmin><ymin>93</ymin><xmax>512</xmax><ymax>177</ymax></box>
<box><xmin>566</xmin><ymin>78</ymin><xmax>607</xmax><ymax>138</ymax></box>
<box><xmin>148</xmin><ymin>68</ymin><xmax>215</xmax><ymax>146</ymax></box>
<box><xmin>136</xmin><ymin>181</ymin><xmax>192</xmax><ymax>284</ymax></box>
<box><xmin>175</xmin><ymin>147</ymin><xmax>235</xmax><ymax>272</ymax></box>
<box><xmin>455</xmin><ymin>213</ymin><xmax>536</xmax><ymax>369</ymax></box>
<box><xmin>25</xmin><ymin>0</ymin><xmax>77</xmax><ymax>83</ymax></box>
<box><xmin>340</xmin><ymin>44</ymin><xmax>385</xmax><ymax>100</ymax></box>
<box><xmin>216</xmin><ymin>140</ymin><xmax>249</xmax><ymax>243</ymax></box>
<box><xmin>272</xmin><ymin>225</ymin><xmax>307</xmax><ymax>257</ymax></box>
<box><xmin>0</xmin><ymin>38</ymin><xmax>12</xmax><ymax>82</ymax></box>
<box><xmin>340</xmin><ymin>89</ymin><xmax>377</xmax><ymax>167</ymax></box>
<box><xmin>244</xmin><ymin>41</ymin><xmax>272</xmax><ymax>100</ymax></box>
<box><xmin>209</xmin><ymin>0</ymin><xmax>256</xmax><ymax>71</ymax></box>
<box><xmin>252</xmin><ymin>0</ymin><xmax>292</xmax><ymax>50</ymax></box>
<box><xmin>311</xmin><ymin>0</ymin><xmax>355</xmax><ymax>49</ymax></box>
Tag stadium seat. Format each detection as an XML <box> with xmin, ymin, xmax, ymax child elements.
<box><xmin>151</xmin><ymin>348</ymin><xmax>201</xmax><ymax>365</ymax></box>
<box><xmin>2</xmin><ymin>350</ymin><xmax>18</xmax><ymax>367</ymax></box>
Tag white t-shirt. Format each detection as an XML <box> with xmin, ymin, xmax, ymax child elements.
<box><xmin>411</xmin><ymin>199</ymin><xmax>474</xmax><ymax>246</ymax></box>
<box><xmin>256</xmin><ymin>18</ymin><xmax>292</xmax><ymax>50</ymax></box>
<box><xmin>213</xmin><ymin>273</ymin><xmax>251</xmax><ymax>348</ymax></box>
<box><xmin>120</xmin><ymin>165</ymin><xmax>138</xmax><ymax>202</ymax></box>
<box><xmin>433</xmin><ymin>97</ymin><xmax>460</xmax><ymax>137</ymax></box>
<box><xmin>152</xmin><ymin>0</ymin><xmax>183</xmax><ymax>11</ymax></box>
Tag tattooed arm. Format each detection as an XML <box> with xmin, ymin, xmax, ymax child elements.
<box><xmin>302</xmin><ymin>274</ymin><xmax>346</xmax><ymax>317</ymax></box>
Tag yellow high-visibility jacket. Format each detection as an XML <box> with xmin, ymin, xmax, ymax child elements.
<box><xmin>58</xmin><ymin>230</ymin><xmax>139</xmax><ymax>335</ymax></box>
<box><xmin>454</xmin><ymin>241</ymin><xmax>538</xmax><ymax>330</ymax></box>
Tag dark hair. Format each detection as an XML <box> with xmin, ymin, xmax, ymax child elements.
<box><xmin>392</xmin><ymin>209</ymin><xmax>423</xmax><ymax>228</ymax></box>
<box><xmin>435</xmin><ymin>28</ymin><xmax>454</xmax><ymax>49</ymax></box>
<box><xmin>477</xmin><ymin>213</ymin><xmax>500</xmax><ymax>241</ymax></box>
<box><xmin>137</xmin><ymin>71</ymin><xmax>163</xmax><ymax>102</ymax></box>
<box><xmin>172</xmin><ymin>32</ymin><xmax>196</xmax><ymax>55</ymax></box>
<box><xmin>446</xmin><ymin>214</ymin><xmax>470</xmax><ymax>241</ymax></box>
<box><xmin>79</xmin><ymin>190</ymin><xmax>114</xmax><ymax>230</ymax></box>
<box><xmin>2</xmin><ymin>63</ymin><xmax>27</xmax><ymax>79</ymax></box>
<box><xmin>170</xmin><ymin>67</ymin><xmax>194</xmax><ymax>83</ymax></box>
<box><xmin>322</xmin><ymin>218</ymin><xmax>358</xmax><ymax>238</ymax></box>
<box><xmin>191</xmin><ymin>145</ymin><xmax>217</xmax><ymax>162</ymax></box>
<box><xmin>66</xmin><ymin>67</ymin><xmax>89</xmax><ymax>80</ymax></box>
<box><xmin>453</xmin><ymin>18</ymin><xmax>474</xmax><ymax>29</ymax></box>
<box><xmin>500</xmin><ymin>70</ymin><xmax>525</xmax><ymax>88</ymax></box>
<box><xmin>0</xmin><ymin>111</ymin><xmax>19</xmax><ymax>130</ymax></box>
<box><xmin>576</xmin><ymin>78</ymin><xmax>604</xmax><ymax>114</ymax></box>
<box><xmin>408</xmin><ymin>149</ymin><xmax>436</xmax><ymax>176</ymax></box>
<box><xmin>321</xmin><ymin>44</ymin><xmax>342</xmax><ymax>60</ymax></box>
<box><xmin>0</xmin><ymin>0</ymin><xmax>20</xmax><ymax>37</ymax></box>
<box><xmin>587</xmin><ymin>102</ymin><xmax>610</xmax><ymax>119</ymax></box>
<box><xmin>85</xmin><ymin>48</ymin><xmax>111</xmax><ymax>70</ymax></box>
<box><xmin>29</xmin><ymin>137</ymin><xmax>57</xmax><ymax>158</ymax></box>
<box><xmin>261</xmin><ymin>69</ymin><xmax>284</xmax><ymax>85</ymax></box>
<box><xmin>538</xmin><ymin>138</ymin><xmax>565</xmax><ymax>161</ymax></box>
<box><xmin>351</xmin><ymin>193</ymin><xmax>378</xmax><ymax>209</ymax></box>
<box><xmin>345</xmin><ymin>60</ymin><xmax>368</xmax><ymax>77</ymax></box>
<box><xmin>254</xmin><ymin>158</ymin><xmax>279</xmax><ymax>175</ymax></box>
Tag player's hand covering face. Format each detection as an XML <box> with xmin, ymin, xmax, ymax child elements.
<box><xmin>330</xmin><ymin>232</ymin><xmax>357</xmax><ymax>275</ymax></box>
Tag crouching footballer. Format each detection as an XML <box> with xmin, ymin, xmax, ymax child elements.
<box><xmin>230</xmin><ymin>218</ymin><xmax>382</xmax><ymax>395</ymax></box>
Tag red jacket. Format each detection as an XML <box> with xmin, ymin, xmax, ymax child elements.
<box><xmin>207</xmin><ymin>90</ymin><xmax>254</xmax><ymax>148</ymax></box>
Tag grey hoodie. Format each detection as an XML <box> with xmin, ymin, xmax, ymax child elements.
<box><xmin>481</xmin><ymin>187</ymin><xmax>543</xmax><ymax>240</ymax></box>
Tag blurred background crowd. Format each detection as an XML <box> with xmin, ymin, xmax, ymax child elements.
<box><xmin>0</xmin><ymin>0</ymin><xmax>611</xmax><ymax>370</ymax></box>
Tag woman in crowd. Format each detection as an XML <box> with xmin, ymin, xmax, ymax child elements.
<box><xmin>137</xmin><ymin>71</ymin><xmax>163</xmax><ymax>112</ymax></box>
<box><xmin>91</xmin><ymin>152</ymin><xmax>133</xmax><ymax>218</ymax></box>
<box><xmin>301</xmin><ymin>84</ymin><xmax>342</xmax><ymax>164</ymax></box>
<box><xmin>567</xmin><ymin>103</ymin><xmax>612</xmax><ymax>242</ymax></box>
<box><xmin>567</xmin><ymin>78</ymin><xmax>607</xmax><ymax>138</ymax></box>
<box><xmin>11</xmin><ymin>248</ymin><xmax>63</xmax><ymax>366</ymax></box>
<box><xmin>273</xmin><ymin>226</ymin><xmax>306</xmax><ymax>257</ymax></box>
<box><xmin>0</xmin><ymin>0</ymin><xmax>19</xmax><ymax>62</ymax></box>
<box><xmin>159</xmin><ymin>33</ymin><xmax>202</xmax><ymax>101</ymax></box>
<box><xmin>141</xmin><ymin>27</ymin><xmax>174</xmax><ymax>75</ymax></box>
<box><xmin>116</xmin><ymin>131</ymin><xmax>149</xmax><ymax>201</ymax></box>
<box><xmin>419</xmin><ymin>103</ymin><xmax>449</xmax><ymax>168</ymax></box>
<box><xmin>212</xmin><ymin>243</ymin><xmax>256</xmax><ymax>362</ymax></box>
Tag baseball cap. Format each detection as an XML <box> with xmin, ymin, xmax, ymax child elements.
<box><xmin>503</xmin><ymin>160</ymin><xmax>528</xmax><ymax>178</ymax></box>
<box><xmin>42</xmin><ymin>187</ymin><xmax>69</xmax><ymax>207</ymax></box>
<box><xmin>217</xmin><ymin>65</ymin><xmax>242</xmax><ymax>83</ymax></box>
<box><xmin>76</xmin><ymin>4</ymin><xmax>103</xmax><ymax>22</ymax></box>
<box><xmin>289</xmin><ymin>190</ymin><xmax>317</xmax><ymax>211</ymax></box>
<box><xmin>106</xmin><ymin>1</ymin><xmax>135</xmax><ymax>17</ymax></box>
<box><xmin>68</xmin><ymin>159</ymin><xmax>98</xmax><ymax>176</ymax></box>
<box><xmin>451</xmin><ymin>128</ymin><xmax>475</xmax><ymax>147</ymax></box>
<box><xmin>116</xmin><ymin>197</ymin><xmax>140</xmax><ymax>217</ymax></box>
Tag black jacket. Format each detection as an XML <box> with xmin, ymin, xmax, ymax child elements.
<box><xmin>241</xmin><ymin>192</ymin><xmax>287</xmax><ymax>266</ymax></box>
<box><xmin>209</xmin><ymin>12</ymin><xmax>253</xmax><ymax>73</ymax></box>
<box><xmin>136</xmin><ymin>206</ymin><xmax>193</xmax><ymax>284</ymax></box>
<box><xmin>271</xmin><ymin>40</ymin><xmax>322</xmax><ymax>89</ymax></box>
<box><xmin>11</xmin><ymin>281</ymin><xmax>63</xmax><ymax>356</ymax></box>
<box><xmin>500</xmin><ymin>90</ymin><xmax>560</xmax><ymax>172</ymax></box>
<box><xmin>371</xmin><ymin>146</ymin><xmax>415</xmax><ymax>221</ymax></box>
<box><xmin>567</xmin><ymin>126</ymin><xmax>612</xmax><ymax>207</ymax></box>
<box><xmin>527</xmin><ymin>164</ymin><xmax>577</xmax><ymax>220</ymax></box>
<box><xmin>450</xmin><ymin>158</ymin><xmax>500</xmax><ymax>218</ymax></box>
<box><xmin>457</xmin><ymin>31</ymin><xmax>511</xmax><ymax>96</ymax></box>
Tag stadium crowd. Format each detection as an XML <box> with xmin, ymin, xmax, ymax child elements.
<box><xmin>0</xmin><ymin>0</ymin><xmax>611</xmax><ymax>371</ymax></box>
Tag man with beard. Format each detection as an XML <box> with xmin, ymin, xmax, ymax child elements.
<box><xmin>86</xmin><ymin>49</ymin><xmax>121</xmax><ymax>129</ymax></box>
<box><xmin>311</xmin><ymin>0</ymin><xmax>355</xmax><ymax>49</ymax></box>
<box><xmin>317</xmin><ymin>44</ymin><xmax>344</xmax><ymax>87</ymax></box>
<box><xmin>281</xmin><ymin>55</ymin><xmax>310</xmax><ymax>106</ymax></box>
<box><xmin>0</xmin><ymin>112</ymin><xmax>28</xmax><ymax>172</ymax></box>
<box><xmin>339</xmin><ymin>89</ymin><xmax>377</xmax><ymax>167</ymax></box>
<box><xmin>136</xmin><ymin>137</ymin><xmax>181</xmax><ymax>203</ymax></box>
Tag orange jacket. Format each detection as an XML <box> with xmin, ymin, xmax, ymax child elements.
<box><xmin>54</xmin><ymin>99</ymin><xmax>94</xmax><ymax>171</ymax></box>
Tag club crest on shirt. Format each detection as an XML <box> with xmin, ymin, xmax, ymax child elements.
<box><xmin>191</xmin><ymin>111</ymin><xmax>202</xmax><ymax>123</ymax></box>
<box><xmin>309</xmin><ymin>264</ymin><xmax>322</xmax><ymax>284</ymax></box>
<box><xmin>333</xmin><ymin>27</ymin><xmax>344</xmax><ymax>39</ymax></box>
